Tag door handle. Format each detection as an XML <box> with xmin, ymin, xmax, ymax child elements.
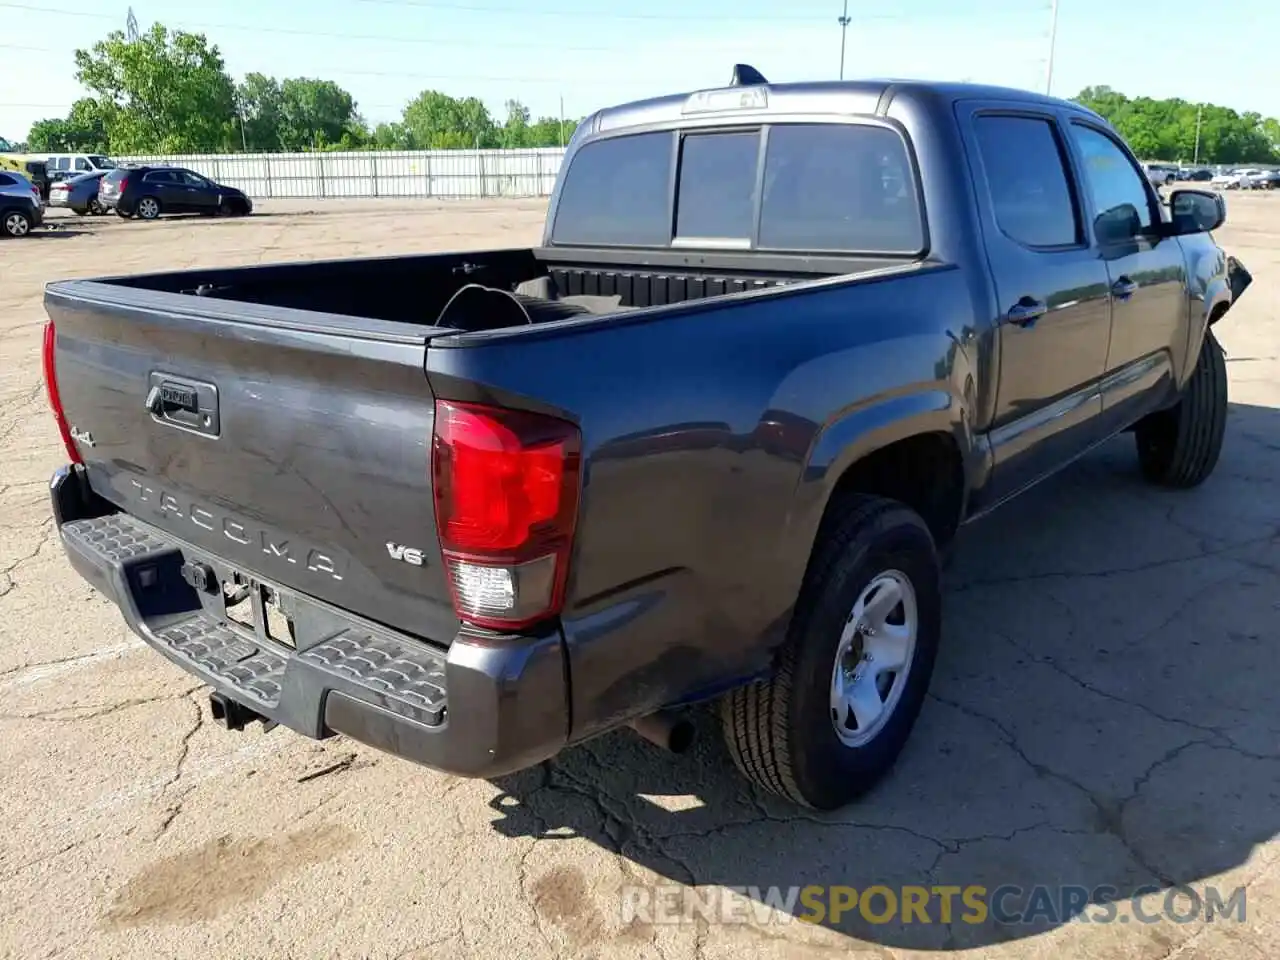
<box><xmin>1111</xmin><ymin>277</ymin><xmax>1139</xmax><ymax>299</ymax></box>
<box><xmin>1006</xmin><ymin>297</ymin><xmax>1048</xmax><ymax>327</ymax></box>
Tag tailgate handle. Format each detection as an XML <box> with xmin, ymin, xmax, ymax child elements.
<box><xmin>146</xmin><ymin>374</ymin><xmax>221</xmax><ymax>438</ymax></box>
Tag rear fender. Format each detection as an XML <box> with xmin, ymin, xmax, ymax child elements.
<box><xmin>782</xmin><ymin>387</ymin><xmax>976</xmax><ymax>564</ymax></box>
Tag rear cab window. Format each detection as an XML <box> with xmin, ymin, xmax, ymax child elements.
<box><xmin>550</xmin><ymin>122</ymin><xmax>925</xmax><ymax>255</ymax></box>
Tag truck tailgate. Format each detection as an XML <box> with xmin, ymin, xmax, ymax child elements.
<box><xmin>45</xmin><ymin>283</ymin><xmax>461</xmax><ymax>644</ymax></box>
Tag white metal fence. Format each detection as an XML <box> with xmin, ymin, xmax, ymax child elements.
<box><xmin>116</xmin><ymin>148</ymin><xmax>568</xmax><ymax>201</ymax></box>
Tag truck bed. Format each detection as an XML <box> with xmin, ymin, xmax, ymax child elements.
<box><xmin>89</xmin><ymin>246</ymin><xmax>916</xmax><ymax>333</ymax></box>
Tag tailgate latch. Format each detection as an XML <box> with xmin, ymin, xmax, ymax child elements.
<box><xmin>145</xmin><ymin>372</ymin><xmax>221</xmax><ymax>438</ymax></box>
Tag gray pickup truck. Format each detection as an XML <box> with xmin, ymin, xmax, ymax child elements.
<box><xmin>43</xmin><ymin>68</ymin><xmax>1251</xmax><ymax>810</ymax></box>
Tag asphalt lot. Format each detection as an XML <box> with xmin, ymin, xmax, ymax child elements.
<box><xmin>1</xmin><ymin>196</ymin><xmax>1277</xmax><ymax>959</ymax></box>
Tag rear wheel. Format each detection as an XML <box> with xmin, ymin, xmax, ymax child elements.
<box><xmin>136</xmin><ymin>196</ymin><xmax>161</xmax><ymax>220</ymax></box>
<box><xmin>2</xmin><ymin>208</ymin><xmax>32</xmax><ymax>238</ymax></box>
<box><xmin>1135</xmin><ymin>328</ymin><xmax>1227</xmax><ymax>488</ymax></box>
<box><xmin>88</xmin><ymin>197</ymin><xmax>105</xmax><ymax>216</ymax></box>
<box><xmin>720</xmin><ymin>495</ymin><xmax>941</xmax><ymax>810</ymax></box>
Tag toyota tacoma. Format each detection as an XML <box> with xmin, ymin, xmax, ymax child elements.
<box><xmin>42</xmin><ymin>68</ymin><xmax>1251</xmax><ymax>810</ymax></box>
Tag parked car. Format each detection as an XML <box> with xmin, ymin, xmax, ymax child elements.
<box><xmin>47</xmin><ymin>170</ymin><xmax>109</xmax><ymax>216</ymax></box>
<box><xmin>44</xmin><ymin>153</ymin><xmax>116</xmax><ymax>182</ymax></box>
<box><xmin>99</xmin><ymin>164</ymin><xmax>253</xmax><ymax>219</ymax></box>
<box><xmin>41</xmin><ymin>71</ymin><xmax>1252</xmax><ymax>811</ymax></box>
<box><xmin>0</xmin><ymin>170</ymin><xmax>43</xmax><ymax>237</ymax></box>
<box><xmin>1212</xmin><ymin>168</ymin><xmax>1265</xmax><ymax>189</ymax></box>
<box><xmin>1255</xmin><ymin>169</ymin><xmax>1280</xmax><ymax>189</ymax></box>
<box><xmin>1142</xmin><ymin>162</ymin><xmax>1178</xmax><ymax>186</ymax></box>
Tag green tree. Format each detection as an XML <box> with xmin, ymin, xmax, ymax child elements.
<box><xmin>403</xmin><ymin>90</ymin><xmax>497</xmax><ymax>148</ymax></box>
<box><xmin>235</xmin><ymin>72</ymin><xmax>284</xmax><ymax>151</ymax></box>
<box><xmin>278</xmin><ymin>78</ymin><xmax>359</xmax><ymax>151</ymax></box>
<box><xmin>370</xmin><ymin>121</ymin><xmax>417</xmax><ymax>150</ymax></box>
<box><xmin>1073</xmin><ymin>86</ymin><xmax>1279</xmax><ymax>164</ymax></box>
<box><xmin>527</xmin><ymin>115</ymin><xmax>576</xmax><ymax>147</ymax></box>
<box><xmin>27</xmin><ymin>98</ymin><xmax>114</xmax><ymax>153</ymax></box>
<box><xmin>500</xmin><ymin>99</ymin><xmax>531</xmax><ymax>148</ymax></box>
<box><xmin>73</xmin><ymin>23</ymin><xmax>236</xmax><ymax>152</ymax></box>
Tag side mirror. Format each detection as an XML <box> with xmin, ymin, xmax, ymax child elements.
<box><xmin>1167</xmin><ymin>189</ymin><xmax>1226</xmax><ymax>236</ymax></box>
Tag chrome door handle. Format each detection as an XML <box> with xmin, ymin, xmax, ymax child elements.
<box><xmin>1007</xmin><ymin>298</ymin><xmax>1048</xmax><ymax>327</ymax></box>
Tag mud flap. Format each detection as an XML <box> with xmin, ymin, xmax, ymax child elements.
<box><xmin>1220</xmin><ymin>256</ymin><xmax>1252</xmax><ymax>321</ymax></box>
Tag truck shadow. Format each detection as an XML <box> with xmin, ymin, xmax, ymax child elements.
<box><xmin>488</xmin><ymin>400</ymin><xmax>1280</xmax><ymax>951</ymax></box>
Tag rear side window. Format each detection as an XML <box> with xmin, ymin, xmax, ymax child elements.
<box><xmin>74</xmin><ymin>158</ymin><xmax>90</xmax><ymax>171</ymax></box>
<box><xmin>144</xmin><ymin>170</ymin><xmax>176</xmax><ymax>183</ymax></box>
<box><xmin>758</xmin><ymin>124</ymin><xmax>923</xmax><ymax>253</ymax></box>
<box><xmin>675</xmin><ymin>132</ymin><xmax>759</xmax><ymax>241</ymax></box>
<box><xmin>104</xmin><ymin>168</ymin><xmax>128</xmax><ymax>183</ymax></box>
<box><xmin>974</xmin><ymin>115</ymin><xmax>1080</xmax><ymax>248</ymax></box>
<box><xmin>0</xmin><ymin>174</ymin><xmax>14</xmax><ymax>186</ymax></box>
<box><xmin>551</xmin><ymin>132</ymin><xmax>673</xmax><ymax>246</ymax></box>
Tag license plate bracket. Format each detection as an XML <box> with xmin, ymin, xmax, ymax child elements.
<box><xmin>222</xmin><ymin>574</ymin><xmax>296</xmax><ymax>649</ymax></box>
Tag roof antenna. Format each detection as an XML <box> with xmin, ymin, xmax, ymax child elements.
<box><xmin>729</xmin><ymin>64</ymin><xmax>768</xmax><ymax>87</ymax></box>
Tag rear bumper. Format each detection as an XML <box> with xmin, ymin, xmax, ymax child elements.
<box><xmin>50</xmin><ymin>464</ymin><xmax>569</xmax><ymax>778</ymax></box>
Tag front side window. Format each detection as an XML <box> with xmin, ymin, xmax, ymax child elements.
<box><xmin>88</xmin><ymin>156</ymin><xmax>115</xmax><ymax>169</ymax></box>
<box><xmin>1069</xmin><ymin>124</ymin><xmax>1154</xmax><ymax>244</ymax></box>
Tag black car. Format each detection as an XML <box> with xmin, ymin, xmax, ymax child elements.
<box><xmin>99</xmin><ymin>165</ymin><xmax>253</xmax><ymax>220</ymax></box>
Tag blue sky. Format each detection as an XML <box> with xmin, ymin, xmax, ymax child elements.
<box><xmin>2</xmin><ymin>0</ymin><xmax>1277</xmax><ymax>144</ymax></box>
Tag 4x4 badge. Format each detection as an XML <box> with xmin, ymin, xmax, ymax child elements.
<box><xmin>69</xmin><ymin>425</ymin><xmax>95</xmax><ymax>447</ymax></box>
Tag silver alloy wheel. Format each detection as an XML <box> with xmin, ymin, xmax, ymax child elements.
<box><xmin>138</xmin><ymin>197</ymin><xmax>160</xmax><ymax>219</ymax></box>
<box><xmin>4</xmin><ymin>212</ymin><xmax>30</xmax><ymax>237</ymax></box>
<box><xmin>830</xmin><ymin>570</ymin><xmax>918</xmax><ymax>747</ymax></box>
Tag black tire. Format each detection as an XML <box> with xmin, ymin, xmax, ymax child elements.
<box><xmin>1</xmin><ymin>207</ymin><xmax>32</xmax><ymax>238</ymax></box>
<box><xmin>88</xmin><ymin>197</ymin><xmax>105</xmax><ymax>216</ymax></box>
<box><xmin>720</xmin><ymin>495</ymin><xmax>941</xmax><ymax>810</ymax></box>
<box><xmin>135</xmin><ymin>196</ymin><xmax>161</xmax><ymax>220</ymax></box>
<box><xmin>115</xmin><ymin>206</ymin><xmax>132</xmax><ymax>219</ymax></box>
<box><xmin>1135</xmin><ymin>328</ymin><xmax>1227</xmax><ymax>488</ymax></box>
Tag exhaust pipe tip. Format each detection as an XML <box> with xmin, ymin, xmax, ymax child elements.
<box><xmin>629</xmin><ymin>710</ymin><xmax>696</xmax><ymax>754</ymax></box>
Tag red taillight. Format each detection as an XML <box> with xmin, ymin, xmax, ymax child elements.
<box><xmin>432</xmin><ymin>400</ymin><xmax>581</xmax><ymax>630</ymax></box>
<box><xmin>42</xmin><ymin>321</ymin><xmax>82</xmax><ymax>465</ymax></box>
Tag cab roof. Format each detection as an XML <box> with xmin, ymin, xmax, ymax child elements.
<box><xmin>582</xmin><ymin>73</ymin><xmax>1104</xmax><ymax>137</ymax></box>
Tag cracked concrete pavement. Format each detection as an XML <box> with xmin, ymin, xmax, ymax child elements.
<box><xmin>0</xmin><ymin>196</ymin><xmax>1277</xmax><ymax>959</ymax></box>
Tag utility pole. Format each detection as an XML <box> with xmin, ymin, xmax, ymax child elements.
<box><xmin>126</xmin><ymin>6</ymin><xmax>140</xmax><ymax>41</ymax></box>
<box><xmin>1193</xmin><ymin>103</ymin><xmax>1203</xmax><ymax>164</ymax></box>
<box><xmin>838</xmin><ymin>0</ymin><xmax>851</xmax><ymax>80</ymax></box>
<box><xmin>559</xmin><ymin>95</ymin><xmax>565</xmax><ymax>148</ymax></box>
<box><xmin>1044</xmin><ymin>0</ymin><xmax>1059</xmax><ymax>95</ymax></box>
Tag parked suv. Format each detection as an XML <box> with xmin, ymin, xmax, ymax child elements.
<box><xmin>0</xmin><ymin>171</ymin><xmax>43</xmax><ymax>237</ymax></box>
<box><xmin>99</xmin><ymin>165</ymin><xmax>253</xmax><ymax>220</ymax></box>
